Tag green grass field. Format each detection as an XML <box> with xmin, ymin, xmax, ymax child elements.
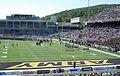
<box><xmin>0</xmin><ymin>39</ymin><xmax>119</xmax><ymax>62</ymax></box>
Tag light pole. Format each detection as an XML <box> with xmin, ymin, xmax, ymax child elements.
<box><xmin>87</xmin><ymin>0</ymin><xmax>90</xmax><ymax>22</ymax></box>
<box><xmin>62</xmin><ymin>17</ymin><xmax>63</xmax><ymax>34</ymax></box>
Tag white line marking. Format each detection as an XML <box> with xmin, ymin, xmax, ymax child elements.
<box><xmin>80</xmin><ymin>46</ymin><xmax>120</xmax><ymax>57</ymax></box>
<box><xmin>1</xmin><ymin>56</ymin><xmax>7</xmax><ymax>58</ymax></box>
<box><xmin>41</xmin><ymin>44</ymin><xmax>44</xmax><ymax>46</ymax></box>
<box><xmin>3</xmin><ymin>49</ymin><xmax>8</xmax><ymax>50</ymax></box>
<box><xmin>2</xmin><ymin>51</ymin><xmax>8</xmax><ymax>54</ymax></box>
<box><xmin>62</xmin><ymin>40</ymin><xmax>120</xmax><ymax>57</ymax></box>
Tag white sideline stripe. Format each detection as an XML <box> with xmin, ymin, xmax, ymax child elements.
<box><xmin>61</xmin><ymin>40</ymin><xmax>120</xmax><ymax>57</ymax></box>
<box><xmin>80</xmin><ymin>46</ymin><xmax>120</xmax><ymax>57</ymax></box>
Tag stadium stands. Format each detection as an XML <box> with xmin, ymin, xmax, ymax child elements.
<box><xmin>58</xmin><ymin>22</ymin><xmax>120</xmax><ymax>52</ymax></box>
<box><xmin>56</xmin><ymin>6</ymin><xmax>120</xmax><ymax>52</ymax></box>
<box><xmin>1</xmin><ymin>7</ymin><xmax>120</xmax><ymax>52</ymax></box>
<box><xmin>0</xmin><ymin>6</ymin><xmax>120</xmax><ymax>76</ymax></box>
<box><xmin>89</xmin><ymin>6</ymin><xmax>120</xmax><ymax>22</ymax></box>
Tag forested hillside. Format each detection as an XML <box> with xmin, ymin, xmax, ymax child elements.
<box><xmin>42</xmin><ymin>4</ymin><xmax>120</xmax><ymax>22</ymax></box>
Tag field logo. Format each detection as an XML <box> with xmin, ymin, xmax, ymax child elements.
<box><xmin>6</xmin><ymin>60</ymin><xmax>112</xmax><ymax>69</ymax></box>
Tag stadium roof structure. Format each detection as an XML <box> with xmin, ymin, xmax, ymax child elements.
<box><xmin>6</xmin><ymin>14</ymin><xmax>40</xmax><ymax>20</ymax></box>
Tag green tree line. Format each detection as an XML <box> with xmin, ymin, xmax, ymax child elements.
<box><xmin>42</xmin><ymin>4</ymin><xmax>120</xmax><ymax>22</ymax></box>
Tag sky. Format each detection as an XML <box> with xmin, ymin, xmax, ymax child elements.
<box><xmin>0</xmin><ymin>0</ymin><xmax>119</xmax><ymax>19</ymax></box>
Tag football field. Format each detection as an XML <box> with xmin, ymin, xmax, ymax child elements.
<box><xmin>0</xmin><ymin>39</ymin><xmax>119</xmax><ymax>62</ymax></box>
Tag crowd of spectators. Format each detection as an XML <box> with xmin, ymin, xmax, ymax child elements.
<box><xmin>58</xmin><ymin>23</ymin><xmax>120</xmax><ymax>52</ymax></box>
<box><xmin>90</xmin><ymin>6</ymin><xmax>120</xmax><ymax>22</ymax></box>
<box><xmin>66</xmin><ymin>72</ymin><xmax>120</xmax><ymax>76</ymax></box>
<box><xmin>0</xmin><ymin>6</ymin><xmax>120</xmax><ymax>52</ymax></box>
<box><xmin>58</xmin><ymin>6</ymin><xmax>120</xmax><ymax>52</ymax></box>
<box><xmin>0</xmin><ymin>29</ymin><xmax>57</xmax><ymax>40</ymax></box>
<box><xmin>53</xmin><ymin>72</ymin><xmax>120</xmax><ymax>76</ymax></box>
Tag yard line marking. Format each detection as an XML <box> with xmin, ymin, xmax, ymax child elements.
<box><xmin>2</xmin><ymin>51</ymin><xmax>8</xmax><ymax>54</ymax></box>
<box><xmin>3</xmin><ymin>49</ymin><xmax>8</xmax><ymax>50</ymax></box>
<box><xmin>24</xmin><ymin>41</ymin><xmax>40</xmax><ymax>61</ymax></box>
<box><xmin>1</xmin><ymin>56</ymin><xmax>7</xmax><ymax>58</ymax></box>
